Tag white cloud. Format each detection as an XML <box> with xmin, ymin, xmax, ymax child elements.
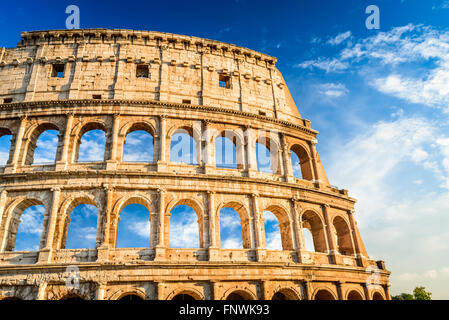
<box><xmin>327</xmin><ymin>31</ymin><xmax>352</xmax><ymax>45</ymax></box>
<box><xmin>295</xmin><ymin>57</ymin><xmax>348</xmax><ymax>73</ymax></box>
<box><xmin>169</xmin><ymin>211</ymin><xmax>199</xmax><ymax>248</ymax></box>
<box><xmin>128</xmin><ymin>220</ymin><xmax>151</xmax><ymax>238</ymax></box>
<box><xmin>18</xmin><ymin>206</ymin><xmax>45</xmax><ymax>235</ymax></box>
<box><xmin>317</xmin><ymin>83</ymin><xmax>349</xmax><ymax>98</ymax></box>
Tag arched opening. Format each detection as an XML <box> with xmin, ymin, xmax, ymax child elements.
<box><xmin>314</xmin><ymin>289</ymin><xmax>335</xmax><ymax>300</ymax></box>
<box><xmin>65</xmin><ymin>204</ymin><xmax>98</xmax><ymax>249</ymax></box>
<box><xmin>303</xmin><ymin>228</ymin><xmax>315</xmax><ymax>252</ymax></box>
<box><xmin>76</xmin><ymin>125</ymin><xmax>106</xmax><ymax>162</ymax></box>
<box><xmin>271</xmin><ymin>289</ymin><xmax>299</xmax><ymax>300</ymax></box>
<box><xmin>24</xmin><ymin>123</ymin><xmax>61</xmax><ymax>165</ymax></box>
<box><xmin>219</xmin><ymin>207</ymin><xmax>243</xmax><ymax>249</ymax></box>
<box><xmin>225</xmin><ymin>290</ymin><xmax>254</xmax><ymax>300</ymax></box>
<box><xmin>170</xmin><ymin>127</ymin><xmax>198</xmax><ymax>165</ymax></box>
<box><xmin>290</xmin><ymin>144</ymin><xmax>313</xmax><ymax>180</ymax></box>
<box><xmin>263</xmin><ymin>206</ymin><xmax>293</xmax><ymax>250</ymax></box>
<box><xmin>169</xmin><ymin>204</ymin><xmax>200</xmax><ymax>248</ymax></box>
<box><xmin>123</xmin><ymin>127</ymin><xmax>154</xmax><ymax>163</ymax></box>
<box><xmin>215</xmin><ymin>136</ymin><xmax>237</xmax><ymax>169</ymax></box>
<box><xmin>347</xmin><ymin>290</ymin><xmax>364</xmax><ymax>300</ymax></box>
<box><xmin>0</xmin><ymin>128</ymin><xmax>13</xmax><ymax>166</ymax></box>
<box><xmin>372</xmin><ymin>292</ymin><xmax>385</xmax><ymax>300</ymax></box>
<box><xmin>32</xmin><ymin>130</ymin><xmax>59</xmax><ymax>164</ymax></box>
<box><xmin>119</xmin><ymin>294</ymin><xmax>144</xmax><ymax>300</ymax></box>
<box><xmin>116</xmin><ymin>204</ymin><xmax>151</xmax><ymax>248</ymax></box>
<box><xmin>263</xmin><ymin>211</ymin><xmax>282</xmax><ymax>250</ymax></box>
<box><xmin>301</xmin><ymin>211</ymin><xmax>327</xmax><ymax>253</ymax></box>
<box><xmin>332</xmin><ymin>216</ymin><xmax>354</xmax><ymax>256</ymax></box>
<box><xmin>256</xmin><ymin>135</ymin><xmax>280</xmax><ymax>174</ymax></box>
<box><xmin>172</xmin><ymin>293</ymin><xmax>197</xmax><ymax>301</ymax></box>
<box><xmin>13</xmin><ymin>204</ymin><xmax>45</xmax><ymax>251</ymax></box>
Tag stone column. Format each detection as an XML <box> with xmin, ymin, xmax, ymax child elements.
<box><xmin>38</xmin><ymin>187</ymin><xmax>61</xmax><ymax>263</ymax></box>
<box><xmin>55</xmin><ymin>113</ymin><xmax>74</xmax><ymax>171</ymax></box>
<box><xmin>322</xmin><ymin>204</ymin><xmax>338</xmax><ymax>264</ymax></box>
<box><xmin>207</xmin><ymin>191</ymin><xmax>218</xmax><ymax>260</ymax></box>
<box><xmin>4</xmin><ymin>116</ymin><xmax>27</xmax><ymax>173</ymax></box>
<box><xmin>97</xmin><ymin>185</ymin><xmax>113</xmax><ymax>261</ymax></box>
<box><xmin>336</xmin><ymin>281</ymin><xmax>344</xmax><ymax>300</ymax></box>
<box><xmin>202</xmin><ymin>120</ymin><xmax>214</xmax><ymax>174</ymax></box>
<box><xmin>106</xmin><ymin>114</ymin><xmax>120</xmax><ymax>170</ymax></box>
<box><xmin>155</xmin><ymin>188</ymin><xmax>166</xmax><ymax>260</ymax></box>
<box><xmin>157</xmin><ymin>115</ymin><xmax>167</xmax><ymax>172</ymax></box>
<box><xmin>251</xmin><ymin>193</ymin><xmax>266</xmax><ymax>261</ymax></box>
<box><xmin>290</xmin><ymin>198</ymin><xmax>307</xmax><ymax>263</ymax></box>
<box><xmin>0</xmin><ymin>189</ymin><xmax>8</xmax><ymax>229</ymax></box>
<box><xmin>303</xmin><ymin>280</ymin><xmax>312</xmax><ymax>300</ymax></box>
<box><xmin>362</xmin><ymin>283</ymin><xmax>371</xmax><ymax>300</ymax></box>
<box><xmin>281</xmin><ymin>134</ymin><xmax>294</xmax><ymax>182</ymax></box>
<box><xmin>245</xmin><ymin>127</ymin><xmax>257</xmax><ymax>177</ymax></box>
<box><xmin>210</xmin><ymin>281</ymin><xmax>219</xmax><ymax>300</ymax></box>
<box><xmin>309</xmin><ymin>139</ymin><xmax>319</xmax><ymax>183</ymax></box>
<box><xmin>96</xmin><ymin>282</ymin><xmax>107</xmax><ymax>300</ymax></box>
<box><xmin>37</xmin><ymin>282</ymin><xmax>47</xmax><ymax>300</ymax></box>
<box><xmin>158</xmin><ymin>45</ymin><xmax>169</xmax><ymax>101</ymax></box>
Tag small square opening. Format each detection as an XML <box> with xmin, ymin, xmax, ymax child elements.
<box><xmin>258</xmin><ymin>110</ymin><xmax>267</xmax><ymax>116</ymax></box>
<box><xmin>3</xmin><ymin>98</ymin><xmax>13</xmax><ymax>103</ymax></box>
<box><xmin>219</xmin><ymin>74</ymin><xmax>231</xmax><ymax>88</ymax></box>
<box><xmin>51</xmin><ymin>63</ymin><xmax>65</xmax><ymax>78</ymax></box>
<box><xmin>136</xmin><ymin>64</ymin><xmax>150</xmax><ymax>78</ymax></box>
<box><xmin>182</xmin><ymin>99</ymin><xmax>191</xmax><ymax>104</ymax></box>
<box><xmin>93</xmin><ymin>94</ymin><xmax>102</xmax><ymax>100</ymax></box>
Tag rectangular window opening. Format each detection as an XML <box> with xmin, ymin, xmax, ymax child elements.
<box><xmin>93</xmin><ymin>94</ymin><xmax>102</xmax><ymax>100</ymax></box>
<box><xmin>136</xmin><ymin>64</ymin><xmax>150</xmax><ymax>78</ymax></box>
<box><xmin>219</xmin><ymin>74</ymin><xmax>231</xmax><ymax>88</ymax></box>
<box><xmin>51</xmin><ymin>63</ymin><xmax>65</xmax><ymax>78</ymax></box>
<box><xmin>182</xmin><ymin>99</ymin><xmax>191</xmax><ymax>104</ymax></box>
<box><xmin>259</xmin><ymin>110</ymin><xmax>267</xmax><ymax>116</ymax></box>
<box><xmin>3</xmin><ymin>98</ymin><xmax>13</xmax><ymax>103</ymax></box>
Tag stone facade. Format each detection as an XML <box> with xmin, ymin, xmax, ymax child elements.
<box><xmin>0</xmin><ymin>29</ymin><xmax>390</xmax><ymax>300</ymax></box>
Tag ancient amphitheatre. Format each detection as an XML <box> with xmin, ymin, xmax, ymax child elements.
<box><xmin>0</xmin><ymin>29</ymin><xmax>390</xmax><ymax>300</ymax></box>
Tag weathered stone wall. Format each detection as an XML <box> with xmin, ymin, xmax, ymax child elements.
<box><xmin>0</xmin><ymin>29</ymin><xmax>390</xmax><ymax>300</ymax></box>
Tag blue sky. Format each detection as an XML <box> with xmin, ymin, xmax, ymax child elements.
<box><xmin>2</xmin><ymin>0</ymin><xmax>449</xmax><ymax>298</ymax></box>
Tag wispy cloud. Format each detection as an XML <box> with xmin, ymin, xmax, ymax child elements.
<box><xmin>327</xmin><ymin>31</ymin><xmax>352</xmax><ymax>45</ymax></box>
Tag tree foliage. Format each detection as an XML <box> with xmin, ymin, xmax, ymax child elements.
<box><xmin>392</xmin><ymin>286</ymin><xmax>432</xmax><ymax>300</ymax></box>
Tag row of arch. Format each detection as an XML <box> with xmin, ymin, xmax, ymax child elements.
<box><xmin>0</xmin><ymin>117</ymin><xmax>315</xmax><ymax>179</ymax></box>
<box><xmin>2</xmin><ymin>193</ymin><xmax>356</xmax><ymax>257</ymax></box>
<box><xmin>0</xmin><ymin>288</ymin><xmax>386</xmax><ymax>300</ymax></box>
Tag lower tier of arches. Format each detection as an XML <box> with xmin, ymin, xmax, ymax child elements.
<box><xmin>0</xmin><ymin>263</ymin><xmax>391</xmax><ymax>300</ymax></box>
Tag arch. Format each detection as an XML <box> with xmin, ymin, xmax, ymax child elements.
<box><xmin>255</xmin><ymin>133</ymin><xmax>281</xmax><ymax>174</ymax></box>
<box><xmin>59</xmin><ymin>294</ymin><xmax>85</xmax><ymax>300</ymax></box>
<box><xmin>372</xmin><ymin>291</ymin><xmax>385</xmax><ymax>300</ymax></box>
<box><xmin>290</xmin><ymin>144</ymin><xmax>313</xmax><ymax>180</ymax></box>
<box><xmin>271</xmin><ymin>288</ymin><xmax>301</xmax><ymax>300</ymax></box>
<box><xmin>300</xmin><ymin>210</ymin><xmax>327</xmax><ymax>253</ymax></box>
<box><xmin>313</xmin><ymin>289</ymin><xmax>337</xmax><ymax>300</ymax></box>
<box><xmin>166</xmin><ymin>287</ymin><xmax>204</xmax><ymax>300</ymax></box>
<box><xmin>23</xmin><ymin>122</ymin><xmax>61</xmax><ymax>165</ymax></box>
<box><xmin>75</xmin><ymin>122</ymin><xmax>107</xmax><ymax>162</ymax></box>
<box><xmin>169</xmin><ymin>204</ymin><xmax>201</xmax><ymax>248</ymax></box>
<box><xmin>264</xmin><ymin>205</ymin><xmax>293</xmax><ymax>250</ymax></box>
<box><xmin>109</xmin><ymin>287</ymin><xmax>147</xmax><ymax>300</ymax></box>
<box><xmin>122</xmin><ymin>122</ymin><xmax>155</xmax><ymax>163</ymax></box>
<box><xmin>332</xmin><ymin>215</ymin><xmax>354</xmax><ymax>256</ymax></box>
<box><xmin>0</xmin><ymin>296</ymin><xmax>22</xmax><ymax>300</ymax></box>
<box><xmin>60</xmin><ymin>197</ymin><xmax>99</xmax><ymax>249</ymax></box>
<box><xmin>347</xmin><ymin>290</ymin><xmax>364</xmax><ymax>300</ymax></box>
<box><xmin>118</xmin><ymin>294</ymin><xmax>145</xmax><ymax>301</ymax></box>
<box><xmin>1</xmin><ymin>198</ymin><xmax>45</xmax><ymax>252</ymax></box>
<box><xmin>225</xmin><ymin>290</ymin><xmax>256</xmax><ymax>300</ymax></box>
<box><xmin>213</xmin><ymin>130</ymin><xmax>245</xmax><ymax>169</ymax></box>
<box><xmin>0</xmin><ymin>127</ymin><xmax>13</xmax><ymax>166</ymax></box>
<box><xmin>216</xmin><ymin>201</ymin><xmax>251</xmax><ymax>249</ymax></box>
<box><xmin>116</xmin><ymin>203</ymin><xmax>151</xmax><ymax>248</ymax></box>
<box><xmin>169</xmin><ymin>126</ymin><xmax>200</xmax><ymax>165</ymax></box>
<box><xmin>167</xmin><ymin>198</ymin><xmax>204</xmax><ymax>248</ymax></box>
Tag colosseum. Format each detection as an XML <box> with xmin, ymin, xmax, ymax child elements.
<box><xmin>0</xmin><ymin>29</ymin><xmax>390</xmax><ymax>300</ymax></box>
